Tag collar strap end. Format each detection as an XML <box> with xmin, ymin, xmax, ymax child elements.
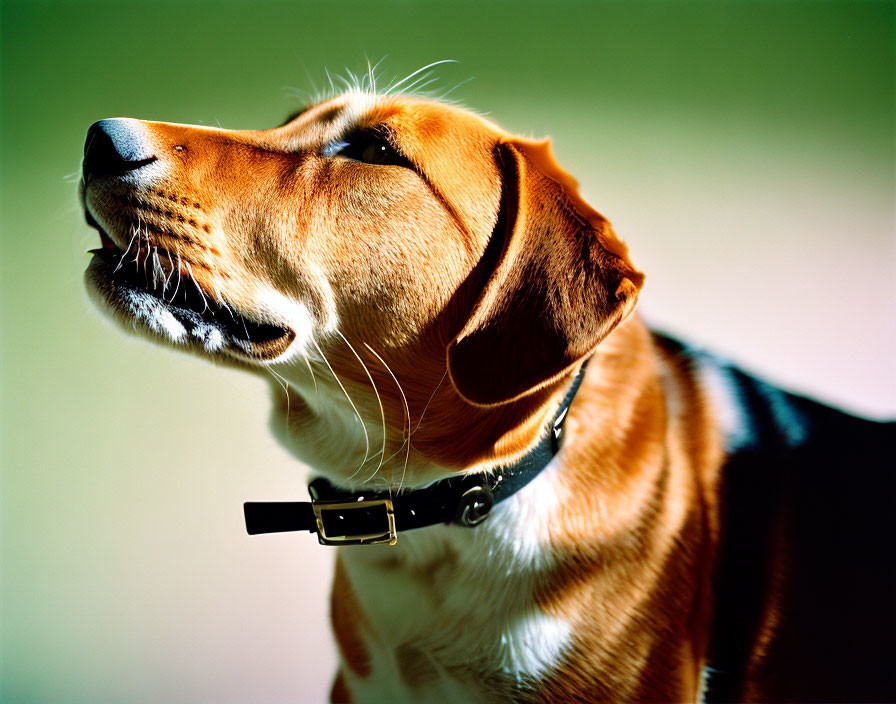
<box><xmin>243</xmin><ymin>363</ymin><xmax>588</xmax><ymax>544</ymax></box>
<box><xmin>243</xmin><ymin>501</ymin><xmax>314</xmax><ymax>536</ymax></box>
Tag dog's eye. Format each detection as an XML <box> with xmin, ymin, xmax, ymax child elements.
<box><xmin>329</xmin><ymin>129</ymin><xmax>413</xmax><ymax>169</ymax></box>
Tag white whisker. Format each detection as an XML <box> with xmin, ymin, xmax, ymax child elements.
<box><xmin>312</xmin><ymin>338</ymin><xmax>370</xmax><ymax>481</ymax></box>
<box><xmin>184</xmin><ymin>261</ymin><xmax>209</xmax><ymax>313</ymax></box>
<box><xmin>154</xmin><ymin>246</ymin><xmax>167</xmax><ymax>289</ymax></box>
<box><xmin>237</xmin><ymin>309</ymin><xmax>252</xmax><ymax>342</ymax></box>
<box><xmin>413</xmin><ymin>370</ymin><xmax>448</xmax><ymax>436</ymax></box>
<box><xmin>364</xmin><ymin>343</ymin><xmax>411</xmax><ymax>492</ymax></box>
<box><xmin>134</xmin><ymin>217</ymin><xmax>150</xmax><ymax>275</ymax></box>
<box><xmin>437</xmin><ymin>76</ymin><xmax>475</xmax><ymax>102</ymax></box>
<box><xmin>364</xmin><ymin>55</ymin><xmax>375</xmax><ymax>94</ymax></box>
<box><xmin>268</xmin><ymin>367</ymin><xmax>291</xmax><ymax>434</ymax></box>
<box><xmin>162</xmin><ymin>247</ymin><xmax>178</xmax><ymax>296</ymax></box>
<box><xmin>401</xmin><ymin>76</ymin><xmax>439</xmax><ymax>97</ymax></box>
<box><xmin>385</xmin><ymin>59</ymin><xmax>457</xmax><ymax>95</ymax></box>
<box><xmin>301</xmin><ymin>61</ymin><xmax>320</xmax><ymax>99</ymax></box>
<box><xmin>378</xmin><ymin>368</ymin><xmax>448</xmax><ymax>472</ymax></box>
<box><xmin>114</xmin><ymin>229</ymin><xmax>138</xmax><ymax>273</ymax></box>
<box><xmin>208</xmin><ymin>269</ymin><xmax>225</xmax><ymax>305</ymax></box>
<box><xmin>302</xmin><ymin>354</ymin><xmax>319</xmax><ymax>396</ymax></box>
<box><xmin>169</xmin><ymin>246</ymin><xmax>183</xmax><ymax>302</ymax></box>
<box><xmin>220</xmin><ymin>299</ymin><xmax>236</xmax><ymax>321</ymax></box>
<box><xmin>338</xmin><ymin>67</ymin><xmax>359</xmax><ymax>94</ymax></box>
<box><xmin>138</xmin><ymin>224</ymin><xmax>150</xmax><ymax>276</ymax></box>
<box><xmin>335</xmin><ymin>330</ymin><xmax>386</xmax><ymax>485</ymax></box>
<box><xmin>364</xmin><ymin>55</ymin><xmax>387</xmax><ymax>94</ymax></box>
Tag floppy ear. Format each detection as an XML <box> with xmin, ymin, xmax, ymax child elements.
<box><xmin>446</xmin><ymin>138</ymin><xmax>645</xmax><ymax>407</ymax></box>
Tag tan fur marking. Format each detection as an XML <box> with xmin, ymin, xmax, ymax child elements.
<box><xmin>395</xmin><ymin>643</ymin><xmax>440</xmax><ymax>693</ymax></box>
<box><xmin>330</xmin><ymin>670</ymin><xmax>352</xmax><ymax>704</ymax></box>
<box><xmin>330</xmin><ymin>557</ymin><xmax>372</xmax><ymax>679</ymax></box>
<box><xmin>528</xmin><ymin>321</ymin><xmax>725</xmax><ymax>703</ymax></box>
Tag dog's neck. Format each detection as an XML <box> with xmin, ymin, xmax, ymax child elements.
<box><xmin>266</xmin><ymin>317</ymin><xmax>721</xmax><ymax>700</ymax></box>
<box><xmin>267</xmin><ymin>315</ymin><xmax>678</xmax><ymax>499</ymax></box>
<box><xmin>264</xmin><ymin>314</ymin><xmax>715</xmax><ymax>573</ymax></box>
<box><xmin>327</xmin><ymin>318</ymin><xmax>721</xmax><ymax>701</ymax></box>
<box><xmin>267</xmin><ymin>333</ymin><xmax>578</xmax><ymax>492</ymax></box>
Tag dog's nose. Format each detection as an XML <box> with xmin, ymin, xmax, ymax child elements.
<box><xmin>83</xmin><ymin>118</ymin><xmax>156</xmax><ymax>179</ymax></box>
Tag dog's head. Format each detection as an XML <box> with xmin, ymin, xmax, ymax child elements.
<box><xmin>82</xmin><ymin>92</ymin><xmax>643</xmax><ymax>484</ymax></box>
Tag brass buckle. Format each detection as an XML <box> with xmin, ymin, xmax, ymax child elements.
<box><xmin>311</xmin><ymin>498</ymin><xmax>397</xmax><ymax>546</ymax></box>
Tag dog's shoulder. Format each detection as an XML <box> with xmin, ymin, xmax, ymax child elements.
<box><xmin>649</xmin><ymin>328</ymin><xmax>895</xmax><ymax>556</ymax></box>
<box><xmin>650</xmin><ymin>330</ymin><xmax>896</xmax><ymax>701</ymax></box>
<box><xmin>649</xmin><ymin>329</ymin><xmax>893</xmax><ymax>459</ymax></box>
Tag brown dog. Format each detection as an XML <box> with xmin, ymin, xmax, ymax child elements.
<box><xmin>82</xmin><ymin>91</ymin><xmax>895</xmax><ymax>703</ymax></box>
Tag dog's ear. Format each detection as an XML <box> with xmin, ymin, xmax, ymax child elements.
<box><xmin>446</xmin><ymin>138</ymin><xmax>645</xmax><ymax>407</ymax></box>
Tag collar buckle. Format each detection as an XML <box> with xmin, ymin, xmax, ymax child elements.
<box><xmin>311</xmin><ymin>497</ymin><xmax>397</xmax><ymax>546</ymax></box>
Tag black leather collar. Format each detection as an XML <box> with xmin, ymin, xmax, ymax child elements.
<box><xmin>243</xmin><ymin>364</ymin><xmax>587</xmax><ymax>546</ymax></box>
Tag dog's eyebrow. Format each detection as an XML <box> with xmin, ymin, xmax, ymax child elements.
<box><xmin>280</xmin><ymin>104</ymin><xmax>346</xmax><ymax>129</ymax></box>
<box><xmin>279</xmin><ymin>106</ymin><xmax>312</xmax><ymax>128</ymax></box>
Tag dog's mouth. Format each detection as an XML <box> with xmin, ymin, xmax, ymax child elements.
<box><xmin>84</xmin><ymin>209</ymin><xmax>296</xmax><ymax>362</ymax></box>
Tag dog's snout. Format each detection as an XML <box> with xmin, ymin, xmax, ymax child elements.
<box><xmin>83</xmin><ymin>118</ymin><xmax>156</xmax><ymax>180</ymax></box>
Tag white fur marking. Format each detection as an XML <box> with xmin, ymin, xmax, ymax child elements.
<box><xmin>501</xmin><ymin>608</ymin><xmax>572</xmax><ymax>680</ymax></box>
<box><xmin>338</xmin><ymin>455</ymin><xmax>572</xmax><ymax>703</ymax></box>
<box><xmin>125</xmin><ymin>290</ymin><xmax>186</xmax><ymax>341</ymax></box>
<box><xmin>697</xmin><ymin>356</ymin><xmax>755</xmax><ymax>451</ymax></box>
<box><xmin>190</xmin><ymin>321</ymin><xmax>225</xmax><ymax>351</ymax></box>
<box><xmin>245</xmin><ymin>286</ymin><xmax>321</xmax><ymax>364</ymax></box>
<box><xmin>488</xmin><ymin>454</ymin><xmax>566</xmax><ymax>569</ymax></box>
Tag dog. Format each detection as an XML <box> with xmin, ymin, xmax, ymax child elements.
<box><xmin>82</xmin><ymin>90</ymin><xmax>895</xmax><ymax>703</ymax></box>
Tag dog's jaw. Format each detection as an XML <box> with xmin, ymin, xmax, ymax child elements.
<box><xmin>265</xmin><ymin>354</ymin><xmax>465</xmax><ymax>491</ymax></box>
<box><xmin>80</xmin><ymin>134</ymin><xmax>318</xmax><ymax>366</ymax></box>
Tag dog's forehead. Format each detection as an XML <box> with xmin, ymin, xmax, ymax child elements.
<box><xmin>268</xmin><ymin>94</ymin><xmax>365</xmax><ymax>147</ymax></box>
<box><xmin>377</xmin><ymin>100</ymin><xmax>504</xmax><ymax>158</ymax></box>
<box><xmin>275</xmin><ymin>92</ymin><xmax>504</xmax><ymax>153</ymax></box>
<box><xmin>263</xmin><ymin>93</ymin><xmax>505</xmax><ymax>248</ymax></box>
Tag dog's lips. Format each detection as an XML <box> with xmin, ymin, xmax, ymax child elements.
<box><xmin>97</xmin><ymin>229</ymin><xmax>118</xmax><ymax>250</ymax></box>
<box><xmin>85</xmin><ymin>216</ymin><xmax>296</xmax><ymax>362</ymax></box>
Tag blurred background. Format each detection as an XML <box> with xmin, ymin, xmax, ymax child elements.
<box><xmin>1</xmin><ymin>1</ymin><xmax>893</xmax><ymax>702</ymax></box>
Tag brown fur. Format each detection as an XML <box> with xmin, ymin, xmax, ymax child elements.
<box><xmin>330</xmin><ymin>670</ymin><xmax>352</xmax><ymax>704</ymax></box>
<box><xmin>330</xmin><ymin>557</ymin><xmax>372</xmax><ymax>679</ymax></box>
<box><xmin>83</xmin><ymin>91</ymin><xmax>893</xmax><ymax>703</ymax></box>
<box><xmin>526</xmin><ymin>322</ymin><xmax>723</xmax><ymax>702</ymax></box>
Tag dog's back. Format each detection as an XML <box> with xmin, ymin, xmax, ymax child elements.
<box><xmin>656</xmin><ymin>333</ymin><xmax>896</xmax><ymax>702</ymax></box>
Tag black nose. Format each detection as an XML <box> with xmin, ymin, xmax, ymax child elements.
<box><xmin>83</xmin><ymin>118</ymin><xmax>155</xmax><ymax>179</ymax></box>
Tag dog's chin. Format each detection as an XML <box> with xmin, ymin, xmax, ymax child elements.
<box><xmin>84</xmin><ymin>238</ymin><xmax>296</xmax><ymax>365</ymax></box>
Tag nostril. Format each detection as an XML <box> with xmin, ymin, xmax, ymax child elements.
<box><xmin>83</xmin><ymin>118</ymin><xmax>156</xmax><ymax>179</ymax></box>
<box><xmin>84</xmin><ymin>126</ymin><xmax>121</xmax><ymax>173</ymax></box>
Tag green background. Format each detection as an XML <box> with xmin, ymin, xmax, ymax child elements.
<box><xmin>2</xmin><ymin>1</ymin><xmax>893</xmax><ymax>702</ymax></box>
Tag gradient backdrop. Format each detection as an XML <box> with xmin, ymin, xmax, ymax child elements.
<box><xmin>2</xmin><ymin>2</ymin><xmax>893</xmax><ymax>702</ymax></box>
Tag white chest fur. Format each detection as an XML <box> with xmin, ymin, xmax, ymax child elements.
<box><xmin>337</xmin><ymin>459</ymin><xmax>573</xmax><ymax>703</ymax></box>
